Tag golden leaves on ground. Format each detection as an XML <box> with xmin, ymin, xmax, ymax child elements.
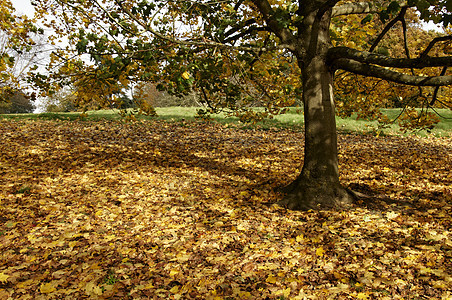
<box><xmin>0</xmin><ymin>119</ymin><xmax>451</xmax><ymax>299</ymax></box>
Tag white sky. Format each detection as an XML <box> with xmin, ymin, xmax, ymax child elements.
<box><xmin>9</xmin><ymin>0</ymin><xmax>442</xmax><ymax>31</ymax></box>
<box><xmin>11</xmin><ymin>0</ymin><xmax>35</xmax><ymax>17</ymax></box>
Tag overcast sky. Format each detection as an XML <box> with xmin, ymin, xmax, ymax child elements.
<box><xmin>11</xmin><ymin>0</ymin><xmax>35</xmax><ymax>17</ymax></box>
<box><xmin>10</xmin><ymin>0</ymin><xmax>442</xmax><ymax>31</ymax></box>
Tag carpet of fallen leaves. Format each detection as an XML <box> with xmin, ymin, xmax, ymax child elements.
<box><xmin>0</xmin><ymin>119</ymin><xmax>451</xmax><ymax>300</ymax></box>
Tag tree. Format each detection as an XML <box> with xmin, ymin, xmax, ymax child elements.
<box><xmin>39</xmin><ymin>86</ymin><xmax>77</xmax><ymax>112</ymax></box>
<box><xmin>0</xmin><ymin>90</ymin><xmax>35</xmax><ymax>113</ymax></box>
<box><xmin>0</xmin><ymin>0</ymin><xmax>44</xmax><ymax>103</ymax></box>
<box><xmin>33</xmin><ymin>0</ymin><xmax>452</xmax><ymax>210</ymax></box>
<box><xmin>134</xmin><ymin>82</ymin><xmax>202</xmax><ymax>107</ymax></box>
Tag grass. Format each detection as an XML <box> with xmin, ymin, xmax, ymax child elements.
<box><xmin>1</xmin><ymin>107</ymin><xmax>451</xmax><ymax>136</ymax></box>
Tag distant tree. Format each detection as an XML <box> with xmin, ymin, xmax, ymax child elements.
<box><xmin>114</xmin><ymin>92</ymin><xmax>136</xmax><ymax>109</ymax></box>
<box><xmin>40</xmin><ymin>87</ymin><xmax>77</xmax><ymax>112</ymax></box>
<box><xmin>0</xmin><ymin>90</ymin><xmax>35</xmax><ymax>114</ymax></box>
<box><xmin>134</xmin><ymin>82</ymin><xmax>201</xmax><ymax>107</ymax></box>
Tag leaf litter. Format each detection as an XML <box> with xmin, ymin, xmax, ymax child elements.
<box><xmin>0</xmin><ymin>119</ymin><xmax>450</xmax><ymax>299</ymax></box>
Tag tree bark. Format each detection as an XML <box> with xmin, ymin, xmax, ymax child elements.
<box><xmin>279</xmin><ymin>7</ymin><xmax>354</xmax><ymax>210</ymax></box>
<box><xmin>280</xmin><ymin>56</ymin><xmax>354</xmax><ymax>210</ymax></box>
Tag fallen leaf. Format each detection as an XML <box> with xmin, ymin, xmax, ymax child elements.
<box><xmin>0</xmin><ymin>273</ymin><xmax>9</xmax><ymax>283</ymax></box>
<box><xmin>40</xmin><ymin>282</ymin><xmax>57</xmax><ymax>294</ymax></box>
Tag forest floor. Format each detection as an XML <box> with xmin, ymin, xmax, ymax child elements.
<box><xmin>0</xmin><ymin>119</ymin><xmax>451</xmax><ymax>299</ymax></box>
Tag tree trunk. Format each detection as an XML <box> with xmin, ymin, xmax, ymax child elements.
<box><xmin>280</xmin><ymin>56</ymin><xmax>354</xmax><ymax>210</ymax></box>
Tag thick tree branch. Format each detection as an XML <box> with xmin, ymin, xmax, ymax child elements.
<box><xmin>317</xmin><ymin>0</ymin><xmax>342</xmax><ymax>20</ymax></box>
<box><xmin>332</xmin><ymin>58</ymin><xmax>452</xmax><ymax>86</ymax></box>
<box><xmin>332</xmin><ymin>1</ymin><xmax>408</xmax><ymax>17</ymax></box>
<box><xmin>332</xmin><ymin>2</ymin><xmax>374</xmax><ymax>17</ymax></box>
<box><xmin>221</xmin><ymin>18</ymin><xmax>270</xmax><ymax>44</ymax></box>
<box><xmin>250</xmin><ymin>0</ymin><xmax>297</xmax><ymax>51</ymax></box>
<box><xmin>328</xmin><ymin>46</ymin><xmax>452</xmax><ymax>68</ymax></box>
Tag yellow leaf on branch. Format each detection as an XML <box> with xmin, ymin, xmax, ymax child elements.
<box><xmin>181</xmin><ymin>71</ymin><xmax>190</xmax><ymax>80</ymax></box>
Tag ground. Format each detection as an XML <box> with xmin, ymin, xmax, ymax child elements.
<box><xmin>0</xmin><ymin>119</ymin><xmax>451</xmax><ymax>299</ymax></box>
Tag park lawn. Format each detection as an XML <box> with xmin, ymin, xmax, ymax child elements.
<box><xmin>1</xmin><ymin>107</ymin><xmax>451</xmax><ymax>136</ymax></box>
<box><xmin>0</xmin><ymin>119</ymin><xmax>450</xmax><ymax>299</ymax></box>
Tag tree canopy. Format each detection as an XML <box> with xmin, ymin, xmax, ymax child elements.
<box><xmin>0</xmin><ymin>0</ymin><xmax>43</xmax><ymax>103</ymax></box>
<box><xmin>31</xmin><ymin>0</ymin><xmax>452</xmax><ymax>209</ymax></box>
<box><xmin>32</xmin><ymin>0</ymin><xmax>452</xmax><ymax>111</ymax></box>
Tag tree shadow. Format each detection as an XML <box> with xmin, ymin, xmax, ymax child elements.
<box><xmin>2</xmin><ymin>120</ymin><xmax>450</xmax><ymax>214</ymax></box>
<box><xmin>340</xmin><ymin>133</ymin><xmax>451</xmax><ymax>214</ymax></box>
<box><xmin>348</xmin><ymin>183</ymin><xmax>415</xmax><ymax>210</ymax></box>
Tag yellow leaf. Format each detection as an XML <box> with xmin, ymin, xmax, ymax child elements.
<box><xmin>357</xmin><ymin>292</ymin><xmax>368</xmax><ymax>299</ymax></box>
<box><xmin>143</xmin><ymin>282</ymin><xmax>154</xmax><ymax>289</ymax></box>
<box><xmin>181</xmin><ymin>71</ymin><xmax>190</xmax><ymax>80</ymax></box>
<box><xmin>40</xmin><ymin>282</ymin><xmax>57</xmax><ymax>294</ymax></box>
<box><xmin>316</xmin><ymin>246</ymin><xmax>325</xmax><ymax>256</ymax></box>
<box><xmin>17</xmin><ymin>279</ymin><xmax>34</xmax><ymax>288</ymax></box>
<box><xmin>84</xmin><ymin>280</ymin><xmax>102</xmax><ymax>296</ymax></box>
<box><xmin>386</xmin><ymin>211</ymin><xmax>399</xmax><ymax>220</ymax></box>
<box><xmin>432</xmin><ymin>281</ymin><xmax>446</xmax><ymax>289</ymax></box>
<box><xmin>169</xmin><ymin>285</ymin><xmax>179</xmax><ymax>293</ymax></box>
<box><xmin>266</xmin><ymin>275</ymin><xmax>277</xmax><ymax>284</ymax></box>
<box><xmin>296</xmin><ymin>234</ymin><xmax>304</xmax><ymax>242</ymax></box>
<box><xmin>274</xmin><ymin>287</ymin><xmax>291</xmax><ymax>297</ymax></box>
<box><xmin>0</xmin><ymin>272</ymin><xmax>9</xmax><ymax>283</ymax></box>
<box><xmin>93</xmin><ymin>285</ymin><xmax>103</xmax><ymax>295</ymax></box>
<box><xmin>176</xmin><ymin>254</ymin><xmax>191</xmax><ymax>263</ymax></box>
<box><xmin>238</xmin><ymin>291</ymin><xmax>252</xmax><ymax>298</ymax></box>
<box><xmin>236</xmin><ymin>223</ymin><xmax>247</xmax><ymax>231</ymax></box>
<box><xmin>169</xmin><ymin>269</ymin><xmax>179</xmax><ymax>277</ymax></box>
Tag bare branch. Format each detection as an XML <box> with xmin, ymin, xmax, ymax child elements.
<box><xmin>223</xmin><ymin>26</ymin><xmax>269</xmax><ymax>44</ymax></box>
<box><xmin>420</xmin><ymin>35</ymin><xmax>452</xmax><ymax>58</ymax></box>
<box><xmin>223</xmin><ymin>19</ymin><xmax>258</xmax><ymax>38</ymax></box>
<box><xmin>108</xmin><ymin>0</ymin><xmax>282</xmax><ymax>53</ymax></box>
<box><xmin>234</xmin><ymin>0</ymin><xmax>245</xmax><ymax>11</ymax></box>
<box><xmin>369</xmin><ymin>6</ymin><xmax>407</xmax><ymax>52</ymax></box>
<box><xmin>332</xmin><ymin>58</ymin><xmax>452</xmax><ymax>86</ymax></box>
<box><xmin>399</xmin><ymin>11</ymin><xmax>423</xmax><ymax>96</ymax></box>
<box><xmin>430</xmin><ymin>66</ymin><xmax>448</xmax><ymax>106</ymax></box>
<box><xmin>401</xmin><ymin>16</ymin><xmax>410</xmax><ymax>58</ymax></box>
